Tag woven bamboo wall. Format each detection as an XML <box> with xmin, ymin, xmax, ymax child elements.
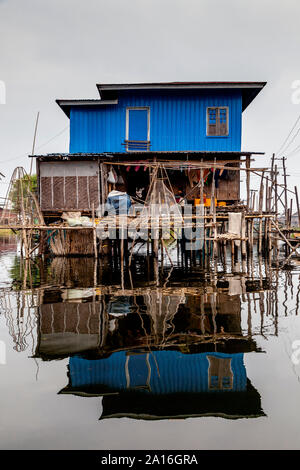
<box><xmin>39</xmin><ymin>161</ymin><xmax>100</xmax><ymax>211</ymax></box>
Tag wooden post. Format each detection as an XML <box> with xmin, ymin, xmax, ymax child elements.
<box><xmin>251</xmin><ymin>191</ymin><xmax>255</xmax><ymax>212</ymax></box>
<box><xmin>249</xmin><ymin>217</ymin><xmax>254</xmax><ymax>252</ymax></box>
<box><xmin>231</xmin><ymin>239</ymin><xmax>235</xmax><ymax>270</ymax></box>
<box><xmin>295</xmin><ymin>186</ymin><xmax>300</xmax><ymax>227</ymax></box>
<box><xmin>289</xmin><ymin>198</ymin><xmax>293</xmax><ymax>227</ymax></box>
<box><xmin>268</xmin><ymin>187</ymin><xmax>272</xmax><ymax>256</ymax></box>
<box><xmin>200</xmin><ymin>164</ymin><xmax>204</xmax><ymax>207</ymax></box>
<box><xmin>246</xmin><ymin>156</ymin><xmax>250</xmax><ymax>210</ymax></box>
<box><xmin>199</xmin><ymin>162</ymin><xmax>207</xmax><ymax>257</ymax></box>
<box><xmin>263</xmin><ymin>177</ymin><xmax>270</xmax><ymax>252</ymax></box>
<box><xmin>267</xmin><ymin>186</ymin><xmax>272</xmax><ymax>253</ymax></box>
<box><xmin>241</xmin><ymin>212</ymin><xmax>246</xmax><ymax>259</ymax></box>
<box><xmin>258</xmin><ymin>171</ymin><xmax>264</xmax><ymax>255</ymax></box>
<box><xmin>282</xmin><ymin>156</ymin><xmax>288</xmax><ymax>227</ymax></box>
<box><xmin>211</xmin><ymin>159</ymin><xmax>217</xmax><ymax>258</ymax></box>
<box><xmin>92</xmin><ymin>203</ymin><xmax>98</xmax><ymax>259</ymax></box>
<box><xmin>120</xmin><ymin>234</ymin><xmax>124</xmax><ymax>290</ymax></box>
<box><xmin>29</xmin><ymin>111</ymin><xmax>40</xmax><ymax>175</ymax></box>
<box><xmin>20</xmin><ymin>177</ymin><xmax>29</xmax><ymax>258</ymax></box>
<box><xmin>93</xmin><ymin>257</ymin><xmax>97</xmax><ymax>288</ymax></box>
<box><xmin>274</xmin><ymin>164</ymin><xmax>279</xmax><ymax>261</ymax></box>
<box><xmin>153</xmin><ymin>229</ymin><xmax>159</xmax><ymax>258</ymax></box>
<box><xmin>160</xmin><ymin>229</ymin><xmax>164</xmax><ymax>267</ymax></box>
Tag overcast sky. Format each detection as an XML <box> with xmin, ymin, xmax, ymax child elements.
<box><xmin>0</xmin><ymin>0</ymin><xmax>300</xmax><ymax>202</ymax></box>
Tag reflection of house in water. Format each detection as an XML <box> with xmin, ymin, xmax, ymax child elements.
<box><xmin>36</xmin><ymin>282</ymin><xmax>259</xmax><ymax>359</ymax></box>
<box><xmin>33</xmin><ymin>278</ymin><xmax>266</xmax><ymax>420</ymax></box>
<box><xmin>37</xmin><ymin>293</ymin><xmax>106</xmax><ymax>358</ymax></box>
<box><xmin>59</xmin><ymin>351</ymin><xmax>265</xmax><ymax>420</ymax></box>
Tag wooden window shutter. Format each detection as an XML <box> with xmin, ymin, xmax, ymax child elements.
<box><xmin>207</xmin><ymin>108</ymin><xmax>217</xmax><ymax>136</ymax></box>
<box><xmin>219</xmin><ymin>108</ymin><xmax>228</xmax><ymax>136</ymax></box>
<box><xmin>207</xmin><ymin>107</ymin><xmax>228</xmax><ymax>136</ymax></box>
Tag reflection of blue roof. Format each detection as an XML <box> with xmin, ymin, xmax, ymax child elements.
<box><xmin>68</xmin><ymin>351</ymin><xmax>247</xmax><ymax>394</ymax></box>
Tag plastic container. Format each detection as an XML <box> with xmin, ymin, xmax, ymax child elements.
<box><xmin>205</xmin><ymin>198</ymin><xmax>217</xmax><ymax>207</ymax></box>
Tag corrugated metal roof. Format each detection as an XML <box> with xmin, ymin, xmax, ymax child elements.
<box><xmin>30</xmin><ymin>150</ymin><xmax>264</xmax><ymax>160</ymax></box>
<box><xmin>56</xmin><ymin>99</ymin><xmax>118</xmax><ymax>117</ymax></box>
<box><xmin>96</xmin><ymin>81</ymin><xmax>266</xmax><ymax>111</ymax></box>
<box><xmin>56</xmin><ymin>82</ymin><xmax>266</xmax><ymax>118</ymax></box>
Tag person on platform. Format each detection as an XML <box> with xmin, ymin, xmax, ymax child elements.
<box><xmin>104</xmin><ymin>184</ymin><xmax>132</xmax><ymax>216</ymax></box>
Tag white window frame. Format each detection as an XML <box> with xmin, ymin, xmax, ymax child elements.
<box><xmin>206</xmin><ymin>106</ymin><xmax>229</xmax><ymax>137</ymax></box>
<box><xmin>125</xmin><ymin>106</ymin><xmax>150</xmax><ymax>151</ymax></box>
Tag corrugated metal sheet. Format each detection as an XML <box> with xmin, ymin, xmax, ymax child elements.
<box><xmin>68</xmin><ymin>351</ymin><xmax>247</xmax><ymax>394</ymax></box>
<box><xmin>69</xmin><ymin>90</ymin><xmax>242</xmax><ymax>153</ymax></box>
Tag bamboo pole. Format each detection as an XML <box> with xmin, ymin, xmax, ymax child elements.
<box><xmin>200</xmin><ymin>161</ymin><xmax>205</xmax><ymax>253</ymax></box>
<box><xmin>289</xmin><ymin>198</ymin><xmax>293</xmax><ymax>227</ymax></box>
<box><xmin>295</xmin><ymin>186</ymin><xmax>300</xmax><ymax>227</ymax></box>
<box><xmin>241</xmin><ymin>212</ymin><xmax>246</xmax><ymax>259</ymax></box>
<box><xmin>92</xmin><ymin>203</ymin><xmax>98</xmax><ymax>259</ymax></box>
<box><xmin>246</xmin><ymin>155</ymin><xmax>250</xmax><ymax>209</ymax></box>
<box><xmin>258</xmin><ymin>171</ymin><xmax>264</xmax><ymax>255</ymax></box>
<box><xmin>282</xmin><ymin>156</ymin><xmax>288</xmax><ymax>227</ymax></box>
<box><xmin>268</xmin><ymin>186</ymin><xmax>272</xmax><ymax>256</ymax></box>
<box><xmin>20</xmin><ymin>177</ymin><xmax>29</xmax><ymax>258</ymax></box>
<box><xmin>29</xmin><ymin>111</ymin><xmax>40</xmax><ymax>175</ymax></box>
<box><xmin>211</xmin><ymin>159</ymin><xmax>217</xmax><ymax>258</ymax></box>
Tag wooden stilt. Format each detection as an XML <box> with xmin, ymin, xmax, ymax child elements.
<box><xmin>241</xmin><ymin>212</ymin><xmax>246</xmax><ymax>259</ymax></box>
<box><xmin>92</xmin><ymin>203</ymin><xmax>98</xmax><ymax>259</ymax></box>
<box><xmin>258</xmin><ymin>171</ymin><xmax>264</xmax><ymax>255</ymax></box>
<box><xmin>246</xmin><ymin>156</ymin><xmax>251</xmax><ymax>210</ymax></box>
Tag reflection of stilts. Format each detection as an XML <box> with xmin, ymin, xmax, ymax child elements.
<box><xmin>0</xmin><ymin>288</ymin><xmax>38</xmax><ymax>353</ymax></box>
<box><xmin>4</xmin><ymin>245</ymin><xmax>299</xmax><ymax>357</ymax></box>
<box><xmin>296</xmin><ymin>275</ymin><xmax>300</xmax><ymax>317</ymax></box>
<box><xmin>143</xmin><ymin>289</ymin><xmax>185</xmax><ymax>346</ymax></box>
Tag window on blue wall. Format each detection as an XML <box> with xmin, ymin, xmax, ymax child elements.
<box><xmin>125</xmin><ymin>107</ymin><xmax>150</xmax><ymax>151</ymax></box>
<box><xmin>207</xmin><ymin>107</ymin><xmax>229</xmax><ymax>136</ymax></box>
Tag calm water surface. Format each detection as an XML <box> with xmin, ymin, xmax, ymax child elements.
<box><xmin>0</xmin><ymin>234</ymin><xmax>300</xmax><ymax>450</ymax></box>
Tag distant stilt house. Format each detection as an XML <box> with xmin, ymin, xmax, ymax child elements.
<box><xmin>32</xmin><ymin>82</ymin><xmax>266</xmax><ymax>220</ymax></box>
<box><xmin>0</xmin><ymin>207</ymin><xmax>18</xmax><ymax>225</ymax></box>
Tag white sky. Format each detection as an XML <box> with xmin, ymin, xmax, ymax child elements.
<box><xmin>0</xmin><ymin>0</ymin><xmax>300</xmax><ymax>204</ymax></box>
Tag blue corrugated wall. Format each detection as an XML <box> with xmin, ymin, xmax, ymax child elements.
<box><xmin>68</xmin><ymin>351</ymin><xmax>247</xmax><ymax>393</ymax></box>
<box><xmin>69</xmin><ymin>90</ymin><xmax>242</xmax><ymax>153</ymax></box>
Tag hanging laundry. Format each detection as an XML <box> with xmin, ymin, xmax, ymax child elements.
<box><xmin>203</xmin><ymin>169</ymin><xmax>210</xmax><ymax>183</ymax></box>
<box><xmin>107</xmin><ymin>168</ymin><xmax>117</xmax><ymax>184</ymax></box>
<box><xmin>187</xmin><ymin>169</ymin><xmax>199</xmax><ymax>187</ymax></box>
<box><xmin>228</xmin><ymin>212</ymin><xmax>242</xmax><ymax>247</ymax></box>
<box><xmin>204</xmin><ymin>169</ymin><xmax>213</xmax><ymax>185</ymax></box>
<box><xmin>117</xmin><ymin>174</ymin><xmax>125</xmax><ymax>184</ymax></box>
<box><xmin>214</xmin><ymin>169</ymin><xmax>220</xmax><ymax>188</ymax></box>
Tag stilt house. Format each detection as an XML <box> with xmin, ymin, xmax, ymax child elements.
<box><xmin>32</xmin><ymin>81</ymin><xmax>266</xmax><ymax>219</ymax></box>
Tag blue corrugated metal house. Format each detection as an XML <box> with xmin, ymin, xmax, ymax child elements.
<box><xmin>57</xmin><ymin>82</ymin><xmax>265</xmax><ymax>154</ymax></box>
<box><xmin>34</xmin><ymin>82</ymin><xmax>266</xmax><ymax>215</ymax></box>
<box><xmin>65</xmin><ymin>351</ymin><xmax>247</xmax><ymax>393</ymax></box>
